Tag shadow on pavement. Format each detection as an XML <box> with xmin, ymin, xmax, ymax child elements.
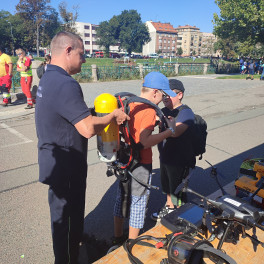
<box><xmin>80</xmin><ymin>143</ymin><xmax>264</xmax><ymax>263</ymax></box>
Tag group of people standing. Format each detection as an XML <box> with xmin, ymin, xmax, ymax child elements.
<box><xmin>34</xmin><ymin>31</ymin><xmax>196</xmax><ymax>264</ymax></box>
<box><xmin>239</xmin><ymin>57</ymin><xmax>264</xmax><ymax>80</ymax></box>
<box><xmin>0</xmin><ymin>47</ymin><xmax>51</xmax><ymax>109</ymax></box>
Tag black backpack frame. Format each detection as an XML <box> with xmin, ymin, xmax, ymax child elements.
<box><xmin>177</xmin><ymin>105</ymin><xmax>207</xmax><ymax>160</ymax></box>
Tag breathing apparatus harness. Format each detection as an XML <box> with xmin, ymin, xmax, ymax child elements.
<box><xmin>123</xmin><ymin>218</ymin><xmax>237</xmax><ymax>264</ymax></box>
<box><xmin>106</xmin><ymin>92</ymin><xmax>167</xmax><ymax>182</ymax></box>
<box><xmin>105</xmin><ymin>92</ymin><xmax>167</xmax><ymax>217</ymax></box>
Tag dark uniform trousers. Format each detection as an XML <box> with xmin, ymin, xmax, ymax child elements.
<box><xmin>48</xmin><ymin>178</ymin><xmax>86</xmax><ymax>264</ymax></box>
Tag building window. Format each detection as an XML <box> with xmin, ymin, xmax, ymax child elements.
<box><xmin>159</xmin><ymin>39</ymin><xmax>162</xmax><ymax>43</ymax></box>
<box><xmin>92</xmin><ymin>41</ymin><xmax>97</xmax><ymax>45</ymax></box>
<box><xmin>84</xmin><ymin>33</ymin><xmax>90</xmax><ymax>37</ymax></box>
<box><xmin>172</xmin><ymin>47</ymin><xmax>175</xmax><ymax>50</ymax></box>
<box><xmin>164</xmin><ymin>40</ymin><xmax>166</xmax><ymax>43</ymax></box>
<box><xmin>85</xmin><ymin>41</ymin><xmax>90</xmax><ymax>45</ymax></box>
<box><xmin>92</xmin><ymin>26</ymin><xmax>97</xmax><ymax>30</ymax></box>
<box><xmin>84</xmin><ymin>25</ymin><xmax>90</xmax><ymax>29</ymax></box>
<box><xmin>159</xmin><ymin>46</ymin><xmax>162</xmax><ymax>49</ymax></box>
<box><xmin>168</xmin><ymin>40</ymin><xmax>170</xmax><ymax>43</ymax></box>
<box><xmin>92</xmin><ymin>34</ymin><xmax>97</xmax><ymax>38</ymax></box>
<box><xmin>172</xmin><ymin>40</ymin><xmax>175</xmax><ymax>43</ymax></box>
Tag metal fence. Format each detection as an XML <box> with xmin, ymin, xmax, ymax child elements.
<box><xmin>9</xmin><ymin>63</ymin><xmax>240</xmax><ymax>91</ymax></box>
<box><xmin>74</xmin><ymin>65</ymin><xmax>93</xmax><ymax>82</ymax></box>
<box><xmin>142</xmin><ymin>64</ymin><xmax>176</xmax><ymax>77</ymax></box>
<box><xmin>96</xmin><ymin>65</ymin><xmax>140</xmax><ymax>81</ymax></box>
<box><xmin>11</xmin><ymin>71</ymin><xmax>21</xmax><ymax>92</ymax></box>
<box><xmin>178</xmin><ymin>64</ymin><xmax>204</xmax><ymax>75</ymax></box>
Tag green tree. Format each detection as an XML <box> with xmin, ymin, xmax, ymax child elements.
<box><xmin>117</xmin><ymin>10</ymin><xmax>150</xmax><ymax>55</ymax></box>
<box><xmin>41</xmin><ymin>8</ymin><xmax>61</xmax><ymax>47</ymax></box>
<box><xmin>16</xmin><ymin>0</ymin><xmax>54</xmax><ymax>56</ymax></box>
<box><xmin>214</xmin><ymin>38</ymin><xmax>237</xmax><ymax>58</ymax></box>
<box><xmin>0</xmin><ymin>11</ymin><xmax>13</xmax><ymax>53</ymax></box>
<box><xmin>213</xmin><ymin>0</ymin><xmax>264</xmax><ymax>45</ymax></box>
<box><xmin>0</xmin><ymin>11</ymin><xmax>28</xmax><ymax>55</ymax></box>
<box><xmin>58</xmin><ymin>1</ymin><xmax>78</xmax><ymax>33</ymax></box>
<box><xmin>177</xmin><ymin>47</ymin><xmax>183</xmax><ymax>56</ymax></box>
<box><xmin>96</xmin><ymin>16</ymin><xmax>119</xmax><ymax>57</ymax></box>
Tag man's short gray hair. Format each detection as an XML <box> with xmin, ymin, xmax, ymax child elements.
<box><xmin>50</xmin><ymin>31</ymin><xmax>83</xmax><ymax>55</ymax></box>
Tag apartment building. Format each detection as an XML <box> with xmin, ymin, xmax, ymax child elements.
<box><xmin>75</xmin><ymin>22</ymin><xmax>119</xmax><ymax>55</ymax></box>
<box><xmin>74</xmin><ymin>21</ymin><xmax>218</xmax><ymax>57</ymax></box>
<box><xmin>175</xmin><ymin>25</ymin><xmax>201</xmax><ymax>56</ymax></box>
<box><xmin>176</xmin><ymin>25</ymin><xmax>219</xmax><ymax>57</ymax></box>
<box><xmin>200</xmin><ymin>32</ymin><xmax>218</xmax><ymax>57</ymax></box>
<box><xmin>142</xmin><ymin>21</ymin><xmax>178</xmax><ymax>57</ymax></box>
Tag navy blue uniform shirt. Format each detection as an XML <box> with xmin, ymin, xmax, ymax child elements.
<box><xmin>159</xmin><ymin>105</ymin><xmax>195</xmax><ymax>167</ymax></box>
<box><xmin>35</xmin><ymin>65</ymin><xmax>91</xmax><ymax>187</ymax></box>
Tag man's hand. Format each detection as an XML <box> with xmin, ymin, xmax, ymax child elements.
<box><xmin>113</xmin><ymin>108</ymin><xmax>130</xmax><ymax>125</ymax></box>
<box><xmin>165</xmin><ymin>116</ymin><xmax>176</xmax><ymax>136</ymax></box>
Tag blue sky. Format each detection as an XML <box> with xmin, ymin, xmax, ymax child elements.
<box><xmin>4</xmin><ymin>0</ymin><xmax>220</xmax><ymax>33</ymax></box>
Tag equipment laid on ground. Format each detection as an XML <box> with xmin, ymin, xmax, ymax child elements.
<box><xmin>161</xmin><ymin>160</ymin><xmax>264</xmax><ymax>253</ymax></box>
<box><xmin>123</xmin><ymin>217</ymin><xmax>237</xmax><ymax>264</ymax></box>
<box><xmin>235</xmin><ymin>158</ymin><xmax>264</xmax><ymax>208</ymax></box>
<box><xmin>122</xmin><ymin>161</ymin><xmax>264</xmax><ymax>263</ymax></box>
<box><xmin>94</xmin><ymin>93</ymin><xmax>120</xmax><ymax>162</ymax></box>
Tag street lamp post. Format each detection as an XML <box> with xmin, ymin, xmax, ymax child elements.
<box><xmin>8</xmin><ymin>22</ymin><xmax>14</xmax><ymax>56</ymax></box>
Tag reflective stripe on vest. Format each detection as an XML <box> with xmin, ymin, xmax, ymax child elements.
<box><xmin>17</xmin><ymin>58</ymin><xmax>32</xmax><ymax>77</ymax></box>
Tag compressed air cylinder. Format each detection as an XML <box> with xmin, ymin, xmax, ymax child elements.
<box><xmin>94</xmin><ymin>93</ymin><xmax>120</xmax><ymax>162</ymax></box>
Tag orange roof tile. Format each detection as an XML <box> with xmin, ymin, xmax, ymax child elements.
<box><xmin>151</xmin><ymin>22</ymin><xmax>178</xmax><ymax>33</ymax></box>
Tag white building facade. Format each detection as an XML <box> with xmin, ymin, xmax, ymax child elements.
<box><xmin>75</xmin><ymin>22</ymin><xmax>119</xmax><ymax>55</ymax></box>
<box><xmin>143</xmin><ymin>21</ymin><xmax>178</xmax><ymax>57</ymax></box>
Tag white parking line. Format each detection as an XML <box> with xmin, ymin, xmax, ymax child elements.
<box><xmin>0</xmin><ymin>123</ymin><xmax>33</xmax><ymax>149</ymax></box>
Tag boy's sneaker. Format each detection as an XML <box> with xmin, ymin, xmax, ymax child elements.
<box><xmin>151</xmin><ymin>206</ymin><xmax>176</xmax><ymax>222</ymax></box>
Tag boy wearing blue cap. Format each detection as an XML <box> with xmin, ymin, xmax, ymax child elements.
<box><xmin>111</xmin><ymin>72</ymin><xmax>177</xmax><ymax>247</ymax></box>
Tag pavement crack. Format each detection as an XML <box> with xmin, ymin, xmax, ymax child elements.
<box><xmin>0</xmin><ymin>163</ymin><xmax>38</xmax><ymax>174</ymax></box>
<box><xmin>206</xmin><ymin>143</ymin><xmax>234</xmax><ymax>156</ymax></box>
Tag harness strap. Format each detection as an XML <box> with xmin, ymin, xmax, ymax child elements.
<box><xmin>128</xmin><ymin>170</ymin><xmax>159</xmax><ymax>190</ymax></box>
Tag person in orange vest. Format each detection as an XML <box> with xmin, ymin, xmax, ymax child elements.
<box><xmin>0</xmin><ymin>46</ymin><xmax>13</xmax><ymax>107</ymax></box>
<box><xmin>16</xmin><ymin>48</ymin><xmax>34</xmax><ymax>109</ymax></box>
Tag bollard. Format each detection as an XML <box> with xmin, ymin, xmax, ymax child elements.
<box><xmin>139</xmin><ymin>64</ymin><xmax>143</xmax><ymax>79</ymax></box>
<box><xmin>91</xmin><ymin>64</ymin><xmax>98</xmax><ymax>82</ymax></box>
<box><xmin>175</xmin><ymin>63</ymin><xmax>179</xmax><ymax>75</ymax></box>
<box><xmin>31</xmin><ymin>60</ymin><xmax>42</xmax><ymax>98</ymax></box>
<box><xmin>203</xmin><ymin>63</ymin><xmax>208</xmax><ymax>75</ymax></box>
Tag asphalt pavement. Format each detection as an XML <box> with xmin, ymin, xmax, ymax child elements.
<box><xmin>0</xmin><ymin>74</ymin><xmax>264</xmax><ymax>263</ymax></box>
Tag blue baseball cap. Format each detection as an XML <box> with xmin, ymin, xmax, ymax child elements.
<box><xmin>143</xmin><ymin>72</ymin><xmax>177</xmax><ymax>97</ymax></box>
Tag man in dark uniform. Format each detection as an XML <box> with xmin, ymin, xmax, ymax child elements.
<box><xmin>35</xmin><ymin>31</ymin><xmax>128</xmax><ymax>264</ymax></box>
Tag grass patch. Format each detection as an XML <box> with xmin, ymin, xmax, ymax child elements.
<box><xmin>83</xmin><ymin>57</ymin><xmax>210</xmax><ymax>66</ymax></box>
<box><xmin>216</xmin><ymin>74</ymin><xmax>262</xmax><ymax>80</ymax></box>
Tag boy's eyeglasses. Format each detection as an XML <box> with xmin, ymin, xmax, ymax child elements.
<box><xmin>17</xmin><ymin>53</ymin><xmax>22</xmax><ymax>56</ymax></box>
<box><xmin>160</xmin><ymin>90</ymin><xmax>169</xmax><ymax>98</ymax></box>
